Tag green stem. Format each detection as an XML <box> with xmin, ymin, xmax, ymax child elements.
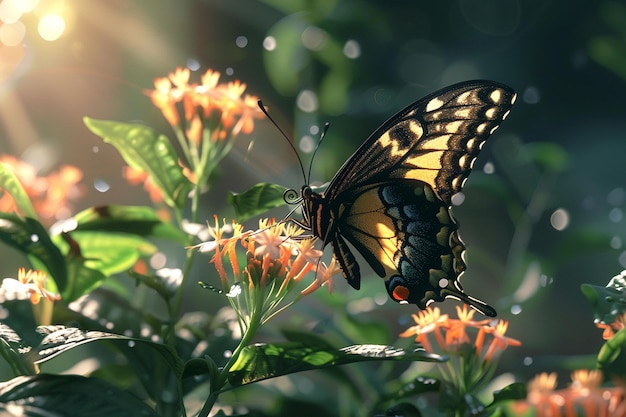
<box><xmin>197</xmin><ymin>293</ymin><xmax>265</xmax><ymax>417</ymax></box>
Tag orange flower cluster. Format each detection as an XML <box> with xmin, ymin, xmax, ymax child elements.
<box><xmin>399</xmin><ymin>305</ymin><xmax>521</xmax><ymax>362</ymax></box>
<box><xmin>513</xmin><ymin>370</ymin><xmax>626</xmax><ymax>417</ymax></box>
<box><xmin>0</xmin><ymin>155</ymin><xmax>83</xmax><ymax>221</ymax></box>
<box><xmin>195</xmin><ymin>217</ymin><xmax>340</xmax><ymax>326</ymax></box>
<box><xmin>146</xmin><ymin>67</ymin><xmax>263</xmax><ymax>142</ymax></box>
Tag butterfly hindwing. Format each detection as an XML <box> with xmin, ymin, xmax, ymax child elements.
<box><xmin>302</xmin><ymin>80</ymin><xmax>516</xmax><ymax>316</ymax></box>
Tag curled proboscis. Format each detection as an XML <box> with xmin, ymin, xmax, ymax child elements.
<box><xmin>283</xmin><ymin>188</ymin><xmax>301</xmax><ymax>205</ymax></box>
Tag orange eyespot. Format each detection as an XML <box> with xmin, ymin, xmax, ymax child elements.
<box><xmin>392</xmin><ymin>285</ymin><xmax>410</xmax><ymax>302</ymax></box>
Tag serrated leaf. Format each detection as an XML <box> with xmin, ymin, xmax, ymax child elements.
<box><xmin>69</xmin><ymin>205</ymin><xmax>187</xmax><ymax>242</ymax></box>
<box><xmin>228</xmin><ymin>342</ymin><xmax>442</xmax><ymax>386</ymax></box>
<box><xmin>0</xmin><ymin>162</ymin><xmax>37</xmax><ymax>218</ymax></box>
<box><xmin>83</xmin><ymin>118</ymin><xmax>193</xmax><ymax>209</ymax></box>
<box><xmin>0</xmin><ymin>213</ymin><xmax>67</xmax><ymax>291</ymax></box>
<box><xmin>0</xmin><ymin>374</ymin><xmax>160</xmax><ymax>417</ymax></box>
<box><xmin>227</xmin><ymin>182</ymin><xmax>289</xmax><ymax>222</ymax></box>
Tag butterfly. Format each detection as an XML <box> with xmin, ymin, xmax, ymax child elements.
<box><xmin>296</xmin><ymin>80</ymin><xmax>516</xmax><ymax>317</ymax></box>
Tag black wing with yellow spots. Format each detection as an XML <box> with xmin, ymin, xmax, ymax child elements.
<box><xmin>300</xmin><ymin>80</ymin><xmax>516</xmax><ymax>317</ymax></box>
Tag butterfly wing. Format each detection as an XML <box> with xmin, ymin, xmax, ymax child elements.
<box><xmin>325</xmin><ymin>80</ymin><xmax>516</xmax><ymax>205</ymax></box>
<box><xmin>309</xmin><ymin>80</ymin><xmax>516</xmax><ymax>316</ymax></box>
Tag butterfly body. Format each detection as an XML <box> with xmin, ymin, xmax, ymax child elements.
<box><xmin>300</xmin><ymin>81</ymin><xmax>516</xmax><ymax>317</ymax></box>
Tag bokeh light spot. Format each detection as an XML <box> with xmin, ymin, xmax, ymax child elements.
<box><xmin>483</xmin><ymin>161</ymin><xmax>495</xmax><ymax>174</ymax></box>
<box><xmin>299</xmin><ymin>135</ymin><xmax>315</xmax><ymax>153</ymax></box>
<box><xmin>296</xmin><ymin>90</ymin><xmax>318</xmax><ymax>113</ymax></box>
<box><xmin>343</xmin><ymin>39</ymin><xmax>361</xmax><ymax>59</ymax></box>
<box><xmin>235</xmin><ymin>35</ymin><xmax>248</xmax><ymax>48</ymax></box>
<box><xmin>38</xmin><ymin>14</ymin><xmax>65</xmax><ymax>41</ymax></box>
<box><xmin>0</xmin><ymin>0</ymin><xmax>23</xmax><ymax>24</ymax></box>
<box><xmin>301</xmin><ymin>26</ymin><xmax>326</xmax><ymax>51</ymax></box>
<box><xmin>263</xmin><ymin>36</ymin><xmax>276</xmax><ymax>51</ymax></box>
<box><xmin>611</xmin><ymin>236</ymin><xmax>622</xmax><ymax>250</ymax></box>
<box><xmin>550</xmin><ymin>208</ymin><xmax>570</xmax><ymax>231</ymax></box>
<box><xmin>609</xmin><ymin>207</ymin><xmax>623</xmax><ymax>223</ymax></box>
<box><xmin>0</xmin><ymin>21</ymin><xmax>26</xmax><ymax>46</ymax></box>
<box><xmin>523</xmin><ymin>86</ymin><xmax>541</xmax><ymax>104</ymax></box>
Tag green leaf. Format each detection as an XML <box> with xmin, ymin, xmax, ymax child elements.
<box><xmin>83</xmin><ymin>118</ymin><xmax>193</xmax><ymax>209</ymax></box>
<box><xmin>0</xmin><ymin>374</ymin><xmax>160</xmax><ymax>417</ymax></box>
<box><xmin>0</xmin><ymin>323</ymin><xmax>35</xmax><ymax>376</ymax></box>
<box><xmin>54</xmin><ymin>231</ymin><xmax>156</xmax><ymax>277</ymax></box>
<box><xmin>70</xmin><ymin>205</ymin><xmax>187</xmax><ymax>242</ymax></box>
<box><xmin>395</xmin><ymin>376</ymin><xmax>441</xmax><ymax>398</ymax></box>
<box><xmin>227</xmin><ymin>182</ymin><xmax>289</xmax><ymax>222</ymax></box>
<box><xmin>0</xmin><ymin>213</ymin><xmax>67</xmax><ymax>291</ymax></box>
<box><xmin>58</xmin><ymin>257</ymin><xmax>107</xmax><ymax>302</ymax></box>
<box><xmin>33</xmin><ymin>326</ymin><xmax>184</xmax><ymax>381</ymax></box>
<box><xmin>228</xmin><ymin>342</ymin><xmax>443</xmax><ymax>386</ymax></box>
<box><xmin>490</xmin><ymin>382</ymin><xmax>527</xmax><ymax>405</ymax></box>
<box><xmin>47</xmin><ymin>231</ymin><xmax>156</xmax><ymax>301</ymax></box>
<box><xmin>0</xmin><ymin>162</ymin><xmax>37</xmax><ymax>218</ymax></box>
<box><xmin>581</xmin><ymin>270</ymin><xmax>626</xmax><ymax>324</ymax></box>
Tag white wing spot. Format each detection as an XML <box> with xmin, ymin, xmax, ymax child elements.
<box><xmin>489</xmin><ymin>89</ymin><xmax>503</xmax><ymax>103</ymax></box>
<box><xmin>426</xmin><ymin>97</ymin><xmax>445</xmax><ymax>112</ymax></box>
<box><xmin>438</xmin><ymin>278</ymin><xmax>449</xmax><ymax>288</ymax></box>
<box><xmin>485</xmin><ymin>107</ymin><xmax>497</xmax><ymax>119</ymax></box>
<box><xmin>489</xmin><ymin>125</ymin><xmax>500</xmax><ymax>134</ymax></box>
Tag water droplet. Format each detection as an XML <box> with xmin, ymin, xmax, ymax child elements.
<box><xmin>94</xmin><ymin>178</ymin><xmax>110</xmax><ymax>192</ymax></box>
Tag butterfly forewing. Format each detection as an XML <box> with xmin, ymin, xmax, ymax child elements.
<box><xmin>302</xmin><ymin>80</ymin><xmax>516</xmax><ymax>317</ymax></box>
<box><xmin>325</xmin><ymin>81</ymin><xmax>516</xmax><ymax>205</ymax></box>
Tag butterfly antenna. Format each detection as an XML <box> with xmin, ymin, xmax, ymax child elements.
<box><xmin>257</xmin><ymin>100</ymin><xmax>307</xmax><ymax>185</ymax></box>
<box><xmin>307</xmin><ymin>122</ymin><xmax>330</xmax><ymax>185</ymax></box>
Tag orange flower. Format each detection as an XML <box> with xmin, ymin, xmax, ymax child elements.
<box><xmin>482</xmin><ymin>319</ymin><xmax>521</xmax><ymax>362</ymax></box>
<box><xmin>522</xmin><ymin>370</ymin><xmax>626</xmax><ymax>417</ymax></box>
<box><xmin>399</xmin><ymin>307</ymin><xmax>449</xmax><ymax>353</ymax></box>
<box><xmin>122</xmin><ymin>166</ymin><xmax>164</xmax><ymax>204</ymax></box>
<box><xmin>0</xmin><ymin>155</ymin><xmax>83</xmax><ymax>222</ymax></box>
<box><xmin>596</xmin><ymin>313</ymin><xmax>626</xmax><ymax>340</ymax></box>
<box><xmin>147</xmin><ymin>76</ymin><xmax>182</xmax><ymax>126</ymax></box>
<box><xmin>194</xmin><ymin>218</ymin><xmax>336</xmax><ymax>326</ymax></box>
